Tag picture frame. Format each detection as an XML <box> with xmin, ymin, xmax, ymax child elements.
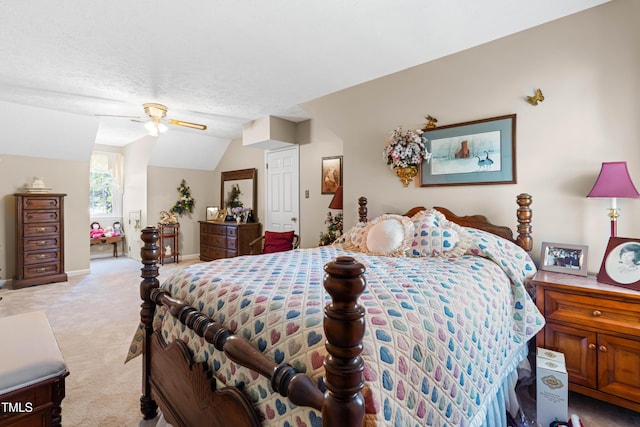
<box><xmin>321</xmin><ymin>156</ymin><xmax>343</xmax><ymax>194</ymax></box>
<box><xmin>215</xmin><ymin>210</ymin><xmax>227</xmax><ymax>221</ymax></box>
<box><xmin>420</xmin><ymin>114</ymin><xmax>516</xmax><ymax>187</ymax></box>
<box><xmin>540</xmin><ymin>242</ymin><xmax>589</xmax><ymax>276</ymax></box>
<box><xmin>206</xmin><ymin>206</ymin><xmax>219</xmax><ymax>221</ymax></box>
<box><xmin>597</xmin><ymin>237</ymin><xmax>640</xmax><ymax>291</ymax></box>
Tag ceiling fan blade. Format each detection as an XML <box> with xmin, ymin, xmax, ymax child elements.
<box><xmin>96</xmin><ymin>114</ymin><xmax>141</xmax><ymax>119</ymax></box>
<box><xmin>168</xmin><ymin>119</ymin><xmax>207</xmax><ymax>131</ymax></box>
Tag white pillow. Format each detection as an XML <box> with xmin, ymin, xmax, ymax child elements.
<box><xmin>365</xmin><ymin>214</ymin><xmax>414</xmax><ymax>256</ymax></box>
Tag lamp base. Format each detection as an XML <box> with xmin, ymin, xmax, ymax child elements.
<box><xmin>608</xmin><ymin>208</ymin><xmax>620</xmax><ymax>237</ymax></box>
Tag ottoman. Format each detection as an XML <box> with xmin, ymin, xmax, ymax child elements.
<box><xmin>0</xmin><ymin>312</ymin><xmax>69</xmax><ymax>427</ymax></box>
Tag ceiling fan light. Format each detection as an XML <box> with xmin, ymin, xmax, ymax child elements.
<box><xmin>144</xmin><ymin>120</ymin><xmax>156</xmax><ymax>133</ymax></box>
<box><xmin>158</xmin><ymin>122</ymin><xmax>169</xmax><ymax>133</ymax></box>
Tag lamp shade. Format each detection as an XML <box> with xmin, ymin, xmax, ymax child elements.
<box><xmin>587</xmin><ymin>162</ymin><xmax>640</xmax><ymax>198</ymax></box>
<box><xmin>328</xmin><ymin>186</ymin><xmax>343</xmax><ymax>209</ymax></box>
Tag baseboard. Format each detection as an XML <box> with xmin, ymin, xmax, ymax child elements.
<box><xmin>67</xmin><ymin>269</ymin><xmax>91</xmax><ymax>277</ymax></box>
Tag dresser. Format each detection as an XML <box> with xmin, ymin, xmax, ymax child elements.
<box><xmin>533</xmin><ymin>271</ymin><xmax>640</xmax><ymax>412</ymax></box>
<box><xmin>14</xmin><ymin>193</ymin><xmax>67</xmax><ymax>289</ymax></box>
<box><xmin>199</xmin><ymin>221</ymin><xmax>261</xmax><ymax>261</ymax></box>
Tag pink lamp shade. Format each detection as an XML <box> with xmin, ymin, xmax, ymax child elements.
<box><xmin>328</xmin><ymin>186</ymin><xmax>343</xmax><ymax>210</ymax></box>
<box><xmin>587</xmin><ymin>161</ymin><xmax>639</xmax><ymax>237</ymax></box>
<box><xmin>587</xmin><ymin>161</ymin><xmax>640</xmax><ymax>198</ymax></box>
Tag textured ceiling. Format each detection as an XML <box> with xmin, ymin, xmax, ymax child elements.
<box><xmin>0</xmin><ymin>0</ymin><xmax>610</xmax><ymax>153</ymax></box>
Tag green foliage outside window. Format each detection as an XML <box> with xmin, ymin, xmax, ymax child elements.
<box><xmin>90</xmin><ymin>170</ymin><xmax>114</xmax><ymax>215</ymax></box>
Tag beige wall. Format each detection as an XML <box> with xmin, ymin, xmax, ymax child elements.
<box><xmin>300</xmin><ymin>0</ymin><xmax>640</xmax><ymax>274</ymax></box>
<box><xmin>0</xmin><ymin>155</ymin><xmax>90</xmax><ymax>281</ymax></box>
<box><xmin>147</xmin><ymin>165</ymin><xmax>216</xmax><ymax>258</ymax></box>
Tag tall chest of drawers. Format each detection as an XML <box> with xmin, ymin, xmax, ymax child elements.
<box><xmin>199</xmin><ymin>221</ymin><xmax>261</xmax><ymax>261</ymax></box>
<box><xmin>14</xmin><ymin>193</ymin><xmax>67</xmax><ymax>289</ymax></box>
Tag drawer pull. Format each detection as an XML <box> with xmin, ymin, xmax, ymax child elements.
<box><xmin>35</xmin><ymin>267</ymin><xmax>47</xmax><ymax>273</ymax></box>
<box><xmin>35</xmin><ymin>240</ymin><xmax>47</xmax><ymax>246</ymax></box>
<box><xmin>592</xmin><ymin>310</ymin><xmax>602</xmax><ymax>317</ymax></box>
<box><xmin>599</xmin><ymin>345</ymin><xmax>608</xmax><ymax>353</ymax></box>
<box><xmin>588</xmin><ymin>343</ymin><xmax>596</xmax><ymax>351</ymax></box>
<box><xmin>36</xmin><ymin>227</ymin><xmax>47</xmax><ymax>233</ymax></box>
<box><xmin>36</xmin><ymin>254</ymin><xmax>47</xmax><ymax>260</ymax></box>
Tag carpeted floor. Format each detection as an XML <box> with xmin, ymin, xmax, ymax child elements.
<box><xmin>1</xmin><ymin>257</ymin><xmax>639</xmax><ymax>426</ymax></box>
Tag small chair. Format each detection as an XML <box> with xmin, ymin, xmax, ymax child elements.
<box><xmin>249</xmin><ymin>230</ymin><xmax>299</xmax><ymax>255</ymax></box>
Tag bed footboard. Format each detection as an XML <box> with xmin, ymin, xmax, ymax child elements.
<box><xmin>139</xmin><ymin>227</ymin><xmax>367</xmax><ymax>427</ymax></box>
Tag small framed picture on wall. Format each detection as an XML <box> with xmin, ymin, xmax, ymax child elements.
<box><xmin>597</xmin><ymin>237</ymin><xmax>640</xmax><ymax>291</ymax></box>
<box><xmin>321</xmin><ymin>156</ymin><xmax>342</xmax><ymax>194</ymax></box>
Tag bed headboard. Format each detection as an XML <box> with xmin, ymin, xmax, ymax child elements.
<box><xmin>357</xmin><ymin>193</ymin><xmax>533</xmax><ymax>251</ymax></box>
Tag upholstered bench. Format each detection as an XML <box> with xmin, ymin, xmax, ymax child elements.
<box><xmin>0</xmin><ymin>312</ymin><xmax>69</xmax><ymax>427</ymax></box>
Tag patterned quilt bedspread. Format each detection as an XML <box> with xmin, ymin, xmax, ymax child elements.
<box><xmin>153</xmin><ymin>228</ymin><xmax>544</xmax><ymax>427</ymax></box>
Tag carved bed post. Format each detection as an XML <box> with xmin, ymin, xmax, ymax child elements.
<box><xmin>322</xmin><ymin>256</ymin><xmax>366</xmax><ymax>427</ymax></box>
<box><xmin>358</xmin><ymin>197</ymin><xmax>368</xmax><ymax>223</ymax></box>
<box><xmin>140</xmin><ymin>227</ymin><xmax>160</xmax><ymax>420</ymax></box>
<box><xmin>516</xmin><ymin>193</ymin><xmax>533</xmax><ymax>251</ymax></box>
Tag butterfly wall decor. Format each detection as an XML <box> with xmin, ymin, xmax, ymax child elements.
<box><xmin>525</xmin><ymin>88</ymin><xmax>545</xmax><ymax>106</ymax></box>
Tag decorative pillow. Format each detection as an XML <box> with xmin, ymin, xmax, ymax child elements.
<box><xmin>263</xmin><ymin>230</ymin><xmax>295</xmax><ymax>254</ymax></box>
<box><xmin>409</xmin><ymin>209</ymin><xmax>471</xmax><ymax>257</ymax></box>
<box><xmin>339</xmin><ymin>222</ymin><xmax>369</xmax><ymax>251</ymax></box>
<box><xmin>364</xmin><ymin>214</ymin><xmax>414</xmax><ymax>256</ymax></box>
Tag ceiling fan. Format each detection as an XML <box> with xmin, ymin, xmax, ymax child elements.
<box><xmin>141</xmin><ymin>103</ymin><xmax>207</xmax><ymax>136</ymax></box>
<box><xmin>98</xmin><ymin>103</ymin><xmax>207</xmax><ymax>137</ymax></box>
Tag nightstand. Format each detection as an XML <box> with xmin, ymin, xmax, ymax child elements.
<box><xmin>533</xmin><ymin>271</ymin><xmax>640</xmax><ymax>412</ymax></box>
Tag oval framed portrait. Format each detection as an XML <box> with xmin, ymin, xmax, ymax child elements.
<box><xmin>597</xmin><ymin>237</ymin><xmax>640</xmax><ymax>291</ymax></box>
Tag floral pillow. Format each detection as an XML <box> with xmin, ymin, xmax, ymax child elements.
<box><xmin>409</xmin><ymin>209</ymin><xmax>471</xmax><ymax>257</ymax></box>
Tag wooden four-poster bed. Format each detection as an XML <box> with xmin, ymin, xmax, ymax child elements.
<box><xmin>136</xmin><ymin>193</ymin><xmax>542</xmax><ymax>427</ymax></box>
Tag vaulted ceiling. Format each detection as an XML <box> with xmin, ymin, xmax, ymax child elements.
<box><xmin>0</xmin><ymin>0</ymin><xmax>610</xmax><ymax>170</ymax></box>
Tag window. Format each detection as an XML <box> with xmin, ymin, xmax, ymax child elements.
<box><xmin>90</xmin><ymin>151</ymin><xmax>123</xmax><ymax>217</ymax></box>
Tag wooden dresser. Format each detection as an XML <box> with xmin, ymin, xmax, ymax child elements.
<box><xmin>14</xmin><ymin>193</ymin><xmax>67</xmax><ymax>289</ymax></box>
<box><xmin>199</xmin><ymin>221</ymin><xmax>261</xmax><ymax>261</ymax></box>
<box><xmin>533</xmin><ymin>270</ymin><xmax>640</xmax><ymax>412</ymax></box>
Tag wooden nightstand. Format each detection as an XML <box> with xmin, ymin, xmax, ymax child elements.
<box><xmin>533</xmin><ymin>271</ymin><xmax>640</xmax><ymax>412</ymax></box>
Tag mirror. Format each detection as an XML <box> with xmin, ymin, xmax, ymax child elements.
<box><xmin>221</xmin><ymin>168</ymin><xmax>257</xmax><ymax>219</ymax></box>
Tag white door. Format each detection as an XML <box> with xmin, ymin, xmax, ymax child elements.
<box><xmin>266</xmin><ymin>146</ymin><xmax>299</xmax><ymax>234</ymax></box>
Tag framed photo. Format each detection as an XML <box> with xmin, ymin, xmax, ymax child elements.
<box><xmin>540</xmin><ymin>242</ymin><xmax>589</xmax><ymax>276</ymax></box>
<box><xmin>420</xmin><ymin>114</ymin><xmax>516</xmax><ymax>187</ymax></box>
<box><xmin>215</xmin><ymin>210</ymin><xmax>227</xmax><ymax>221</ymax></box>
<box><xmin>597</xmin><ymin>237</ymin><xmax>640</xmax><ymax>291</ymax></box>
<box><xmin>321</xmin><ymin>156</ymin><xmax>343</xmax><ymax>194</ymax></box>
<box><xmin>206</xmin><ymin>206</ymin><xmax>219</xmax><ymax>221</ymax></box>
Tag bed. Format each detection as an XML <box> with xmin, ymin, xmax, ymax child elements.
<box><xmin>134</xmin><ymin>193</ymin><xmax>543</xmax><ymax>427</ymax></box>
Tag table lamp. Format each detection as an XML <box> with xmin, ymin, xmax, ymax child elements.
<box><xmin>328</xmin><ymin>186</ymin><xmax>343</xmax><ymax>210</ymax></box>
<box><xmin>587</xmin><ymin>161</ymin><xmax>640</xmax><ymax>236</ymax></box>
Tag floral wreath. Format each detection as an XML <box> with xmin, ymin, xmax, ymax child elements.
<box><xmin>170</xmin><ymin>179</ymin><xmax>195</xmax><ymax>216</ymax></box>
<box><xmin>383</xmin><ymin>127</ymin><xmax>431</xmax><ymax>169</ymax></box>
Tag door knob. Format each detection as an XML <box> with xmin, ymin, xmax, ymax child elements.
<box><xmin>291</xmin><ymin>217</ymin><xmax>297</xmax><ymax>222</ymax></box>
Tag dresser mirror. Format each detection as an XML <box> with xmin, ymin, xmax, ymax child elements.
<box><xmin>221</xmin><ymin>168</ymin><xmax>257</xmax><ymax>216</ymax></box>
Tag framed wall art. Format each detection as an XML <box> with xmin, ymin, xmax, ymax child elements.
<box><xmin>321</xmin><ymin>156</ymin><xmax>342</xmax><ymax>194</ymax></box>
<box><xmin>597</xmin><ymin>237</ymin><xmax>640</xmax><ymax>291</ymax></box>
<box><xmin>540</xmin><ymin>242</ymin><xmax>589</xmax><ymax>276</ymax></box>
<box><xmin>420</xmin><ymin>114</ymin><xmax>516</xmax><ymax>187</ymax></box>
